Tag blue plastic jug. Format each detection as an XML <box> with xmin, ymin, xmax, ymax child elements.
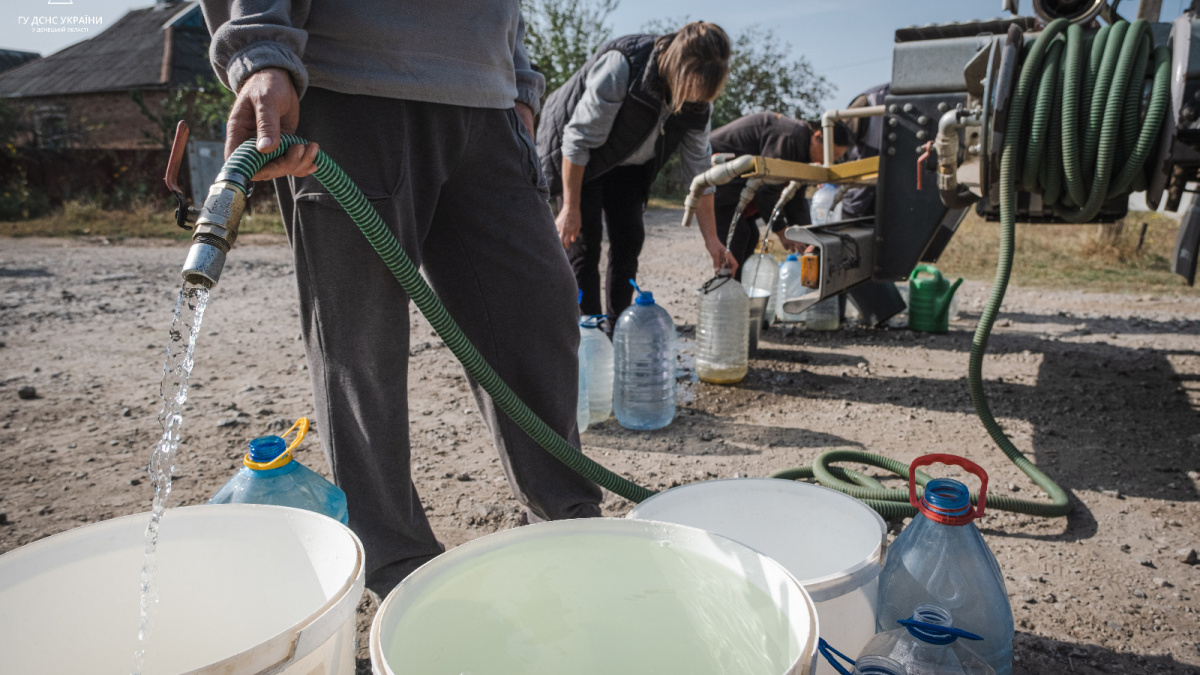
<box><xmin>877</xmin><ymin>454</ymin><xmax>1012</xmax><ymax>675</ymax></box>
<box><xmin>613</xmin><ymin>280</ymin><xmax>676</xmax><ymax>430</ymax></box>
<box><xmin>209</xmin><ymin>418</ymin><xmax>349</xmax><ymax>524</ymax></box>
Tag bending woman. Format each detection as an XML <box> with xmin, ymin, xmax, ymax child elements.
<box><xmin>537</xmin><ymin>22</ymin><xmax>733</xmax><ymax>327</ymax></box>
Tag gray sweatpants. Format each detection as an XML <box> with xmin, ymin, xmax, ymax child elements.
<box><xmin>274</xmin><ymin>88</ymin><xmax>602</xmax><ymax>596</ymax></box>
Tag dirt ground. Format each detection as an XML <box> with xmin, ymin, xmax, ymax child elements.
<box><xmin>1</xmin><ymin>208</ymin><xmax>1199</xmax><ymax>674</ymax></box>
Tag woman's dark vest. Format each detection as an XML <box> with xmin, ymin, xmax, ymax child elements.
<box><xmin>537</xmin><ymin>33</ymin><xmax>712</xmax><ymax>197</ymax></box>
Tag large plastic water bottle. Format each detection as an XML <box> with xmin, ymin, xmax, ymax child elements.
<box><xmin>209</xmin><ymin>425</ymin><xmax>349</xmax><ymax>524</ymax></box>
<box><xmin>877</xmin><ymin>455</ymin><xmax>1013</xmax><ymax>675</ymax></box>
<box><xmin>696</xmin><ymin>271</ymin><xmax>749</xmax><ymax>384</ymax></box>
<box><xmin>579</xmin><ymin>315</ymin><xmax>614</xmax><ymax>424</ymax></box>
<box><xmin>805</xmin><ymin>295</ymin><xmax>840</xmax><ymax>331</ymax></box>
<box><xmin>811</xmin><ymin>183</ymin><xmax>839</xmax><ymax>224</ymax></box>
<box><xmin>613</xmin><ymin>280</ymin><xmax>676</xmax><ymax>430</ymax></box>
<box><xmin>576</xmin><ymin>323</ymin><xmax>590</xmax><ymax>434</ymax></box>
<box><xmin>741</xmin><ymin>252</ymin><xmax>779</xmax><ymax>328</ymax></box>
<box><xmin>776</xmin><ymin>254</ymin><xmax>807</xmax><ymax>323</ymax></box>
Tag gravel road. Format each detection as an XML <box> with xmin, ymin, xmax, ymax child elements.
<box><xmin>1</xmin><ymin>208</ymin><xmax>1198</xmax><ymax>673</ymax></box>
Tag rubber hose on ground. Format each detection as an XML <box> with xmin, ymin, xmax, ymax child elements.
<box><xmin>773</xmin><ymin>19</ymin><xmax>1169</xmax><ymax>519</ymax></box>
<box><xmin>218</xmin><ymin>138</ymin><xmax>656</xmax><ymax>504</ymax></box>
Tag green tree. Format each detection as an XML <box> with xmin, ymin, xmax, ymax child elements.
<box><xmin>713</xmin><ymin>25</ymin><xmax>833</xmax><ymax>127</ymax></box>
<box><xmin>131</xmin><ymin>76</ymin><xmax>235</xmax><ymax>149</ymax></box>
<box><xmin>521</xmin><ymin>0</ymin><xmax>619</xmax><ymax>96</ymax></box>
<box><xmin>0</xmin><ymin>100</ymin><xmax>42</xmax><ymax>220</ymax></box>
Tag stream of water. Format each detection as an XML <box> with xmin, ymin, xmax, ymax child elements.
<box><xmin>131</xmin><ymin>281</ymin><xmax>210</xmax><ymax>675</ymax></box>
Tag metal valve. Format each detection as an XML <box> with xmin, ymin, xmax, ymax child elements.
<box><xmin>163</xmin><ymin>120</ymin><xmax>195</xmax><ymax>231</ymax></box>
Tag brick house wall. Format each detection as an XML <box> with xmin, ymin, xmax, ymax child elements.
<box><xmin>9</xmin><ymin>90</ymin><xmax>171</xmax><ymax>150</ymax></box>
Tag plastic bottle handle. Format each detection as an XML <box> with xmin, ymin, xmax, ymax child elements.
<box><xmin>908</xmin><ymin>453</ymin><xmax>988</xmax><ymax>525</ymax></box>
<box><xmin>909</xmin><ymin>263</ymin><xmax>943</xmax><ymax>284</ymax></box>
<box><xmin>282</xmin><ymin>417</ymin><xmax>310</xmax><ymax>453</ymax></box>
<box><xmin>816</xmin><ymin>638</ymin><xmax>856</xmax><ymax>675</ymax></box>
<box><xmin>897</xmin><ymin>618</ymin><xmax>984</xmax><ymax>642</ymax></box>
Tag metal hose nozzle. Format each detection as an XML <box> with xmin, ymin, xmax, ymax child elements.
<box><xmin>180</xmin><ymin>171</ymin><xmax>250</xmax><ymax>288</ymax></box>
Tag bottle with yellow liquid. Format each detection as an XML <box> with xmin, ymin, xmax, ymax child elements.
<box><xmin>696</xmin><ymin>270</ymin><xmax>749</xmax><ymax>384</ymax></box>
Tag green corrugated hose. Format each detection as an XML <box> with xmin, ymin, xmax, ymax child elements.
<box><xmin>771</xmin><ymin>18</ymin><xmax>1170</xmax><ymax>519</ymax></box>
<box><xmin>218</xmin><ymin>19</ymin><xmax>1166</xmax><ymax>516</ymax></box>
<box><xmin>220</xmin><ymin>137</ymin><xmax>655</xmax><ymax>504</ymax></box>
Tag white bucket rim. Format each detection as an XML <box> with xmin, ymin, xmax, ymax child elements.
<box><xmin>0</xmin><ymin>503</ymin><xmax>364</xmax><ymax>675</ymax></box>
<box><xmin>369</xmin><ymin>517</ymin><xmax>820</xmax><ymax>675</ymax></box>
<box><xmin>626</xmin><ymin>478</ymin><xmax>888</xmax><ymax>603</ymax></box>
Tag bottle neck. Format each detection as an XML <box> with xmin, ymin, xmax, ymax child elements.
<box><xmin>244</xmin><ymin>462</ymin><xmax>299</xmax><ymax>478</ymax></box>
<box><xmin>920</xmin><ymin>478</ymin><xmax>973</xmax><ymax>525</ymax></box>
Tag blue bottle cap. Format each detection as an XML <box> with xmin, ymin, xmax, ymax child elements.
<box><xmin>786</xmin><ymin>254</ymin><xmax>798</xmax><ymax>261</ymax></box>
<box><xmin>246</xmin><ymin>435</ymin><xmax>291</xmax><ymax>469</ymax></box>
<box><xmin>629</xmin><ymin>278</ymin><xmax>655</xmax><ymax>305</ymax></box>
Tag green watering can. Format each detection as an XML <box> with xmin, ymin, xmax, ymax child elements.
<box><xmin>907</xmin><ymin>264</ymin><xmax>963</xmax><ymax>333</ymax></box>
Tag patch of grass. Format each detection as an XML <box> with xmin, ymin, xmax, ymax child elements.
<box><xmin>937</xmin><ymin>210</ymin><xmax>1196</xmax><ymax>294</ymax></box>
<box><xmin>647</xmin><ymin>196</ymin><xmax>685</xmax><ymax>210</ymax></box>
<box><xmin>0</xmin><ymin>199</ymin><xmax>285</xmax><ymax>239</ymax></box>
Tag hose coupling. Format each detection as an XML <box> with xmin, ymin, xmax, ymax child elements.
<box><xmin>181</xmin><ymin>171</ymin><xmax>251</xmax><ymax>288</ymax></box>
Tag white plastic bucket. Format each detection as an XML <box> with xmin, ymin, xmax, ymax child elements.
<box><xmin>371</xmin><ymin>518</ymin><xmax>819</xmax><ymax>675</ymax></box>
<box><xmin>0</xmin><ymin>504</ymin><xmax>364</xmax><ymax>675</ymax></box>
<box><xmin>628</xmin><ymin>479</ymin><xmax>886</xmax><ymax>675</ymax></box>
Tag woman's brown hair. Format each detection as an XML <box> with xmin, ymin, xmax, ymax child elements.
<box><xmin>655</xmin><ymin>21</ymin><xmax>731</xmax><ymax>113</ymax></box>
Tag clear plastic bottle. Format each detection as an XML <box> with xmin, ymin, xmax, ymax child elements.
<box><xmin>579</xmin><ymin>315</ymin><xmax>614</xmax><ymax>424</ymax></box>
<box><xmin>576</xmin><ymin>323</ymin><xmax>590</xmax><ymax>434</ymax></box>
<box><xmin>805</xmin><ymin>295</ymin><xmax>840</xmax><ymax>331</ymax></box>
<box><xmin>776</xmin><ymin>254</ymin><xmax>807</xmax><ymax>323</ymax></box>
<box><xmin>209</xmin><ymin>433</ymin><xmax>349</xmax><ymax>524</ymax></box>
<box><xmin>696</xmin><ymin>271</ymin><xmax>749</xmax><ymax>384</ymax></box>
<box><xmin>878</xmin><ymin>466</ymin><xmax>1013</xmax><ymax>675</ymax></box>
<box><xmin>741</xmin><ymin>252</ymin><xmax>779</xmax><ymax>328</ymax></box>
<box><xmin>613</xmin><ymin>281</ymin><xmax>676</xmax><ymax>430</ymax></box>
<box><xmin>859</xmin><ymin>604</ymin><xmax>995</xmax><ymax>674</ymax></box>
<box><xmin>889</xmin><ymin>283</ymin><xmax>910</xmax><ymax>329</ymax></box>
<box><xmin>810</xmin><ymin>183</ymin><xmax>839</xmax><ymax>225</ymax></box>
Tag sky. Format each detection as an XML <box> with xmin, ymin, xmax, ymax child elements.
<box><xmin>1</xmin><ymin>0</ymin><xmax>1181</xmax><ymax>111</ymax></box>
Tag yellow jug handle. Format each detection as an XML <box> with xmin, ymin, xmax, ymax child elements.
<box><xmin>281</xmin><ymin>417</ymin><xmax>310</xmax><ymax>453</ymax></box>
<box><xmin>244</xmin><ymin>417</ymin><xmax>310</xmax><ymax>470</ymax></box>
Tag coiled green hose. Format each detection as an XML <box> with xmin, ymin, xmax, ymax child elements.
<box><xmin>220</xmin><ymin>136</ymin><xmax>656</xmax><ymax>504</ymax></box>
<box><xmin>772</xmin><ymin>18</ymin><xmax>1170</xmax><ymax>519</ymax></box>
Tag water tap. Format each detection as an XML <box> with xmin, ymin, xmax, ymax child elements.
<box><xmin>164</xmin><ymin>121</ymin><xmax>249</xmax><ymax>289</ymax></box>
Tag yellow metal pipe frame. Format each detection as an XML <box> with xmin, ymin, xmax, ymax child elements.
<box><xmin>746</xmin><ymin>155</ymin><xmax>879</xmax><ymax>185</ymax></box>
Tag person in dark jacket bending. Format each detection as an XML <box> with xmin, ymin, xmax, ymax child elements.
<box><xmin>709</xmin><ymin>112</ymin><xmax>852</xmax><ymax>276</ymax></box>
<box><xmin>538</xmin><ymin>22</ymin><xmax>733</xmax><ymax>324</ymax></box>
<box><xmin>840</xmin><ymin>83</ymin><xmax>889</xmax><ymax>219</ymax></box>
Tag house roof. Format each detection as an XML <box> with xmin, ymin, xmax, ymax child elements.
<box><xmin>0</xmin><ymin>2</ymin><xmax>212</xmax><ymax>98</ymax></box>
<box><xmin>0</xmin><ymin>50</ymin><xmax>40</xmax><ymax>74</ymax></box>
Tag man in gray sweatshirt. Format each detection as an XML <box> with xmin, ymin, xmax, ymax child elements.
<box><xmin>200</xmin><ymin>0</ymin><xmax>602</xmax><ymax>597</ymax></box>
